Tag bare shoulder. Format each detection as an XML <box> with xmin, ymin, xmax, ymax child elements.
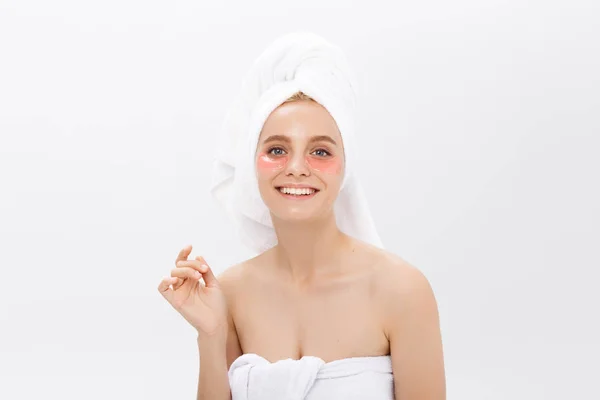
<box><xmin>215</xmin><ymin>251</ymin><xmax>268</xmax><ymax>297</ymax></box>
<box><xmin>215</xmin><ymin>261</ymin><xmax>246</xmax><ymax>293</ymax></box>
<box><xmin>366</xmin><ymin>247</ymin><xmax>439</xmax><ymax>332</ymax></box>
<box><xmin>351</xmin><ymin>239</ymin><xmax>428</xmax><ymax>294</ymax></box>
<box><xmin>372</xmin><ymin>250</ymin><xmax>434</xmax><ymax>298</ymax></box>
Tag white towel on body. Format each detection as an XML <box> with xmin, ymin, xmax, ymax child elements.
<box><xmin>209</xmin><ymin>31</ymin><xmax>384</xmax><ymax>255</ymax></box>
<box><xmin>228</xmin><ymin>353</ymin><xmax>395</xmax><ymax>400</ymax></box>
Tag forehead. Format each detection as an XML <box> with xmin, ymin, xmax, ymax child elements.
<box><xmin>258</xmin><ymin>100</ymin><xmax>343</xmax><ymax>144</ymax></box>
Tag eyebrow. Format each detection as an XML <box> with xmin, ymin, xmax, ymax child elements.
<box><xmin>262</xmin><ymin>134</ymin><xmax>337</xmax><ymax>146</ymax></box>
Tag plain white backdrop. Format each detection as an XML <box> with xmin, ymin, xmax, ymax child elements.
<box><xmin>1</xmin><ymin>0</ymin><xmax>598</xmax><ymax>399</ymax></box>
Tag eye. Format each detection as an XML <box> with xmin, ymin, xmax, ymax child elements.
<box><xmin>268</xmin><ymin>147</ymin><xmax>286</xmax><ymax>156</ymax></box>
<box><xmin>312</xmin><ymin>148</ymin><xmax>331</xmax><ymax>157</ymax></box>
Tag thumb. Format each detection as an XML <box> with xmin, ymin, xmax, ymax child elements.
<box><xmin>195</xmin><ymin>256</ymin><xmax>219</xmax><ymax>288</ymax></box>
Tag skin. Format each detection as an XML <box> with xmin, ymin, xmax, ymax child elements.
<box><xmin>159</xmin><ymin>99</ymin><xmax>446</xmax><ymax>399</ymax></box>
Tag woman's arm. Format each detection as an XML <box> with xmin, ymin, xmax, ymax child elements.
<box><xmin>196</xmin><ymin>267</ymin><xmax>243</xmax><ymax>400</ymax></box>
<box><xmin>383</xmin><ymin>263</ymin><xmax>446</xmax><ymax>400</ymax></box>
<box><xmin>197</xmin><ymin>334</ymin><xmax>230</xmax><ymax>400</ymax></box>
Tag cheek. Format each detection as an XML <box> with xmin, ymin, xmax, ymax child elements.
<box><xmin>256</xmin><ymin>153</ymin><xmax>287</xmax><ymax>174</ymax></box>
<box><xmin>306</xmin><ymin>156</ymin><xmax>343</xmax><ymax>175</ymax></box>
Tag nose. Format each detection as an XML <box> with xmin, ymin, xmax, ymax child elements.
<box><xmin>284</xmin><ymin>152</ymin><xmax>310</xmax><ymax>177</ymax></box>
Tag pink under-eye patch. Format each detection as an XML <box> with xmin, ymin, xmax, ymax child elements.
<box><xmin>306</xmin><ymin>156</ymin><xmax>343</xmax><ymax>175</ymax></box>
<box><xmin>257</xmin><ymin>152</ymin><xmax>287</xmax><ymax>171</ymax></box>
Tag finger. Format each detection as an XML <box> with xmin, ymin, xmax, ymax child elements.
<box><xmin>172</xmin><ymin>277</ymin><xmax>185</xmax><ymax>290</ymax></box>
<box><xmin>176</xmin><ymin>259</ymin><xmax>208</xmax><ymax>274</ymax></box>
<box><xmin>175</xmin><ymin>244</ymin><xmax>193</xmax><ymax>265</ymax></box>
<box><xmin>195</xmin><ymin>256</ymin><xmax>219</xmax><ymax>288</ymax></box>
<box><xmin>171</xmin><ymin>267</ymin><xmax>201</xmax><ymax>280</ymax></box>
<box><xmin>158</xmin><ymin>277</ymin><xmax>178</xmax><ymax>301</ymax></box>
<box><xmin>158</xmin><ymin>276</ymin><xmax>178</xmax><ymax>292</ymax></box>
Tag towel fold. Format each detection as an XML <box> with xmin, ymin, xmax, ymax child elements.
<box><xmin>210</xmin><ymin>31</ymin><xmax>384</xmax><ymax>255</ymax></box>
<box><xmin>228</xmin><ymin>353</ymin><xmax>395</xmax><ymax>400</ymax></box>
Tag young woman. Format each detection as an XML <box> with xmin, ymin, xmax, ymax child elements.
<box><xmin>158</xmin><ymin>35</ymin><xmax>446</xmax><ymax>400</ymax></box>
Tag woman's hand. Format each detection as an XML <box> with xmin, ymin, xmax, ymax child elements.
<box><xmin>158</xmin><ymin>245</ymin><xmax>228</xmax><ymax>338</ymax></box>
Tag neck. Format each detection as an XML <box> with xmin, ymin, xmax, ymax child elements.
<box><xmin>270</xmin><ymin>212</ymin><xmax>351</xmax><ymax>285</ymax></box>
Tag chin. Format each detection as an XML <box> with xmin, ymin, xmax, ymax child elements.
<box><xmin>270</xmin><ymin>206</ymin><xmax>320</xmax><ymax>223</ymax></box>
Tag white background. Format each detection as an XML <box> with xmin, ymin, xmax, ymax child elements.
<box><xmin>1</xmin><ymin>0</ymin><xmax>599</xmax><ymax>399</ymax></box>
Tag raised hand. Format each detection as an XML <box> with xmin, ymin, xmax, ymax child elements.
<box><xmin>158</xmin><ymin>245</ymin><xmax>228</xmax><ymax>338</ymax></box>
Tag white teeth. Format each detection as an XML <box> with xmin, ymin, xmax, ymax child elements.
<box><xmin>279</xmin><ymin>187</ymin><xmax>316</xmax><ymax>195</ymax></box>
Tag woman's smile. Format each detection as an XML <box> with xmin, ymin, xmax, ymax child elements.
<box><xmin>275</xmin><ymin>186</ymin><xmax>320</xmax><ymax>200</ymax></box>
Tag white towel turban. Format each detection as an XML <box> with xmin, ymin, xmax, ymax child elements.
<box><xmin>209</xmin><ymin>31</ymin><xmax>383</xmax><ymax>255</ymax></box>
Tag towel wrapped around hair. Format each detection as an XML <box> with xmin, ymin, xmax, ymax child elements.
<box><xmin>210</xmin><ymin>31</ymin><xmax>383</xmax><ymax>254</ymax></box>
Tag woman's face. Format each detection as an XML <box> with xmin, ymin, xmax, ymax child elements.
<box><xmin>255</xmin><ymin>100</ymin><xmax>345</xmax><ymax>222</ymax></box>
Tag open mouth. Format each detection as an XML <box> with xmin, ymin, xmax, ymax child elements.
<box><xmin>275</xmin><ymin>186</ymin><xmax>320</xmax><ymax>199</ymax></box>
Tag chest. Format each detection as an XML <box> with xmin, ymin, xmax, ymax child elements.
<box><xmin>232</xmin><ymin>278</ymin><xmax>389</xmax><ymax>362</ymax></box>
